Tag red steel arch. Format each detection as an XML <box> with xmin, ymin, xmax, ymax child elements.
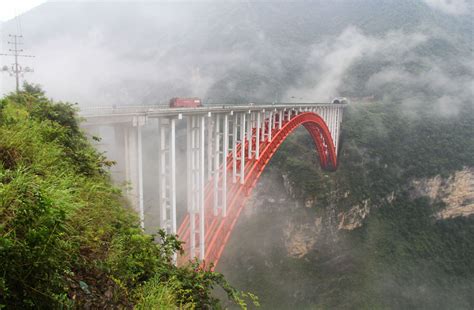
<box><xmin>177</xmin><ymin>112</ymin><xmax>338</xmax><ymax>269</ymax></box>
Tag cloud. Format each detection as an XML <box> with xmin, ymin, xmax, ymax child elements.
<box><xmin>284</xmin><ymin>27</ymin><xmax>428</xmax><ymax>102</ymax></box>
<box><xmin>422</xmin><ymin>0</ymin><xmax>471</xmax><ymax>15</ymax></box>
<box><xmin>2</xmin><ymin>1</ymin><xmax>472</xmax><ymax>115</ymax></box>
<box><xmin>284</xmin><ymin>24</ymin><xmax>473</xmax><ymax>117</ymax></box>
<box><xmin>23</xmin><ymin>28</ymin><xmax>225</xmax><ymax>106</ymax></box>
<box><xmin>366</xmin><ymin>62</ymin><xmax>472</xmax><ymax>116</ymax></box>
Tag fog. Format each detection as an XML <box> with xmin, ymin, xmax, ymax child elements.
<box><xmin>1</xmin><ymin>1</ymin><xmax>472</xmax><ymax>112</ymax></box>
<box><xmin>1</xmin><ymin>1</ymin><xmax>473</xmax><ymax>308</ymax></box>
<box><xmin>422</xmin><ymin>0</ymin><xmax>471</xmax><ymax>15</ymax></box>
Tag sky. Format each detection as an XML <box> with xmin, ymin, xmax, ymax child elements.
<box><xmin>0</xmin><ymin>0</ymin><xmax>47</xmax><ymax>22</ymax></box>
<box><xmin>0</xmin><ymin>0</ymin><xmax>470</xmax><ymax>22</ymax></box>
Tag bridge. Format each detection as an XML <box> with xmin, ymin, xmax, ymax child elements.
<box><xmin>81</xmin><ymin>103</ymin><xmax>345</xmax><ymax>267</ymax></box>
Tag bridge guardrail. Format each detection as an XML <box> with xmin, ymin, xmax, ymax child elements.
<box><xmin>79</xmin><ymin>103</ymin><xmax>340</xmax><ymax>118</ymax></box>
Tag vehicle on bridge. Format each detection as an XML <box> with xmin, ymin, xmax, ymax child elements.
<box><xmin>332</xmin><ymin>97</ymin><xmax>348</xmax><ymax>104</ymax></box>
<box><xmin>169</xmin><ymin>97</ymin><xmax>202</xmax><ymax>108</ymax></box>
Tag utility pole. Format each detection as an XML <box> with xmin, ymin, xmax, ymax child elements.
<box><xmin>1</xmin><ymin>34</ymin><xmax>35</xmax><ymax>92</ymax></box>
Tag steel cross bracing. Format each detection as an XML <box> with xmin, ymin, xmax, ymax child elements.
<box><xmin>80</xmin><ymin>103</ymin><xmax>345</xmax><ymax>268</ymax></box>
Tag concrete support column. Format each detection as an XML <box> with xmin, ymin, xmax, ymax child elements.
<box><xmin>239</xmin><ymin>113</ymin><xmax>246</xmax><ymax>184</ymax></box>
<box><xmin>186</xmin><ymin>116</ymin><xmax>195</xmax><ymax>258</ymax></box>
<box><xmin>199</xmin><ymin>116</ymin><xmax>205</xmax><ymax>260</ymax></box>
<box><xmin>335</xmin><ymin>107</ymin><xmax>343</xmax><ymax>154</ymax></box>
<box><xmin>278</xmin><ymin>110</ymin><xmax>283</xmax><ymax>129</ymax></box>
<box><xmin>268</xmin><ymin>111</ymin><xmax>273</xmax><ymax>141</ymax></box>
<box><xmin>137</xmin><ymin>123</ymin><xmax>144</xmax><ymax>228</ymax></box>
<box><xmin>170</xmin><ymin>119</ymin><xmax>176</xmax><ymax>236</ymax></box>
<box><xmin>186</xmin><ymin>115</ymin><xmax>206</xmax><ymax>260</ymax></box>
<box><xmin>256</xmin><ymin>112</ymin><xmax>261</xmax><ymax>159</ymax></box>
<box><xmin>222</xmin><ymin>114</ymin><xmax>229</xmax><ymax>217</ymax></box>
<box><xmin>328</xmin><ymin>107</ymin><xmax>333</xmax><ymax>140</ymax></box>
<box><xmin>158</xmin><ymin>118</ymin><xmax>177</xmax><ymax>235</ymax></box>
<box><xmin>232</xmin><ymin>113</ymin><xmax>238</xmax><ymax>183</ymax></box>
<box><xmin>260</xmin><ymin>110</ymin><xmax>266</xmax><ymax>142</ymax></box>
<box><xmin>207</xmin><ymin>115</ymin><xmax>214</xmax><ymax>181</ymax></box>
<box><xmin>331</xmin><ymin>108</ymin><xmax>336</xmax><ymax>141</ymax></box>
<box><xmin>247</xmin><ymin>112</ymin><xmax>252</xmax><ymax>159</ymax></box>
<box><xmin>322</xmin><ymin>107</ymin><xmax>327</xmax><ymax>127</ymax></box>
<box><xmin>213</xmin><ymin>114</ymin><xmax>220</xmax><ymax>216</ymax></box>
<box><xmin>123</xmin><ymin>116</ymin><xmax>146</xmax><ymax>228</ymax></box>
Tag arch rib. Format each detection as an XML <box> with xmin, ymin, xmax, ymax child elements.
<box><xmin>178</xmin><ymin>112</ymin><xmax>338</xmax><ymax>268</ymax></box>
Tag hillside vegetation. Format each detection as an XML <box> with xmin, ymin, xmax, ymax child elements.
<box><xmin>0</xmin><ymin>85</ymin><xmax>256</xmax><ymax>309</ymax></box>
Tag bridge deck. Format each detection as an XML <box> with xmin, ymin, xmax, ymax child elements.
<box><xmin>80</xmin><ymin>103</ymin><xmax>340</xmax><ymax>125</ymax></box>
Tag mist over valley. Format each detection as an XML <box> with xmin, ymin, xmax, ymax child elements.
<box><xmin>0</xmin><ymin>1</ymin><xmax>473</xmax><ymax>308</ymax></box>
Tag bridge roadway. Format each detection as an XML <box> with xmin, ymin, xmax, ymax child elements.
<box><xmin>80</xmin><ymin>102</ymin><xmax>346</xmax><ymax>267</ymax></box>
<box><xmin>80</xmin><ymin>103</ymin><xmax>336</xmax><ymax>125</ymax></box>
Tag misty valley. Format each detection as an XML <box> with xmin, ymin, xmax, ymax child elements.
<box><xmin>0</xmin><ymin>0</ymin><xmax>473</xmax><ymax>309</ymax></box>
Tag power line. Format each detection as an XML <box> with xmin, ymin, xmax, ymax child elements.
<box><xmin>1</xmin><ymin>34</ymin><xmax>35</xmax><ymax>92</ymax></box>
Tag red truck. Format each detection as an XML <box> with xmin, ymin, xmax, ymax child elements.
<box><xmin>169</xmin><ymin>97</ymin><xmax>202</xmax><ymax>108</ymax></box>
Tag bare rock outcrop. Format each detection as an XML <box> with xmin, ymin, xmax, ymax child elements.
<box><xmin>283</xmin><ymin>217</ymin><xmax>322</xmax><ymax>258</ymax></box>
<box><xmin>337</xmin><ymin>199</ymin><xmax>371</xmax><ymax>230</ymax></box>
<box><xmin>411</xmin><ymin>167</ymin><xmax>474</xmax><ymax>219</ymax></box>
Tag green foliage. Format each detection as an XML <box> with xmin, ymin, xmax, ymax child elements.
<box><xmin>0</xmin><ymin>84</ymin><xmax>256</xmax><ymax>309</ymax></box>
<box><xmin>355</xmin><ymin>195</ymin><xmax>474</xmax><ymax>309</ymax></box>
<box><xmin>134</xmin><ymin>277</ymin><xmax>187</xmax><ymax>309</ymax></box>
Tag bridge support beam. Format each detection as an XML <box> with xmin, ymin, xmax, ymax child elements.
<box><xmin>207</xmin><ymin>116</ymin><xmax>214</xmax><ymax>182</ymax></box>
<box><xmin>256</xmin><ymin>112</ymin><xmax>261</xmax><ymax>159</ymax></box>
<box><xmin>158</xmin><ymin>118</ymin><xmax>177</xmax><ymax>235</ymax></box>
<box><xmin>268</xmin><ymin>111</ymin><xmax>273</xmax><ymax>141</ymax></box>
<box><xmin>137</xmin><ymin>122</ymin><xmax>144</xmax><ymax>229</ymax></box>
<box><xmin>335</xmin><ymin>107</ymin><xmax>343</xmax><ymax>152</ymax></box>
<box><xmin>212</xmin><ymin>114</ymin><xmax>220</xmax><ymax>216</ymax></box>
<box><xmin>222</xmin><ymin>114</ymin><xmax>229</xmax><ymax>216</ymax></box>
<box><xmin>247</xmin><ymin>112</ymin><xmax>252</xmax><ymax>159</ymax></box>
<box><xmin>187</xmin><ymin>115</ymin><xmax>206</xmax><ymax>260</ymax></box>
<box><xmin>123</xmin><ymin>116</ymin><xmax>146</xmax><ymax>228</ymax></box>
<box><xmin>239</xmin><ymin>113</ymin><xmax>246</xmax><ymax>184</ymax></box>
<box><xmin>232</xmin><ymin>113</ymin><xmax>238</xmax><ymax>184</ymax></box>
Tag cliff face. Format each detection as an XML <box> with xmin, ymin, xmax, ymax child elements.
<box><xmin>337</xmin><ymin>199</ymin><xmax>371</xmax><ymax>230</ymax></box>
<box><xmin>411</xmin><ymin>167</ymin><xmax>474</xmax><ymax>219</ymax></box>
<box><xmin>333</xmin><ymin>167</ymin><xmax>474</xmax><ymax>231</ymax></box>
<box><xmin>272</xmin><ymin>165</ymin><xmax>474</xmax><ymax>259</ymax></box>
<box><xmin>288</xmin><ymin>167</ymin><xmax>474</xmax><ymax>235</ymax></box>
<box><xmin>283</xmin><ymin>217</ymin><xmax>322</xmax><ymax>258</ymax></box>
